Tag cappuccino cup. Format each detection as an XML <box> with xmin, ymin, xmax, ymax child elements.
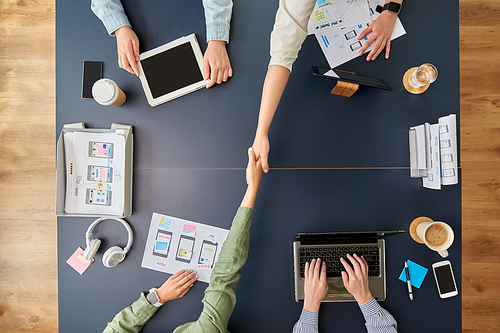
<box><xmin>416</xmin><ymin>221</ymin><xmax>454</xmax><ymax>257</ymax></box>
<box><xmin>92</xmin><ymin>78</ymin><xmax>126</xmax><ymax>106</ymax></box>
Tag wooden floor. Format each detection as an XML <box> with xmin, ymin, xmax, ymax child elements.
<box><xmin>0</xmin><ymin>0</ymin><xmax>498</xmax><ymax>331</ymax></box>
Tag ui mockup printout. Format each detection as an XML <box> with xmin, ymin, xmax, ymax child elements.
<box><xmin>142</xmin><ymin>212</ymin><xmax>229</xmax><ymax>283</ymax></box>
<box><xmin>312</xmin><ymin>0</ymin><xmax>406</xmax><ymax>69</ymax></box>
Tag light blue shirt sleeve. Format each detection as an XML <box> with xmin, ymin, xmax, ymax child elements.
<box><xmin>359</xmin><ymin>299</ymin><xmax>398</xmax><ymax>333</ymax></box>
<box><xmin>91</xmin><ymin>0</ymin><xmax>131</xmax><ymax>35</ymax></box>
<box><xmin>292</xmin><ymin>309</ymin><xmax>319</xmax><ymax>333</ymax></box>
<box><xmin>91</xmin><ymin>0</ymin><xmax>232</xmax><ymax>42</ymax></box>
<box><xmin>292</xmin><ymin>300</ymin><xmax>397</xmax><ymax>333</ymax></box>
<box><xmin>203</xmin><ymin>0</ymin><xmax>233</xmax><ymax>43</ymax></box>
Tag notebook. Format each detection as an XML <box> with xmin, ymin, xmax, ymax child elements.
<box><xmin>293</xmin><ymin>230</ymin><xmax>404</xmax><ymax>302</ymax></box>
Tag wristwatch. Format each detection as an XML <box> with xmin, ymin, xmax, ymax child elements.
<box><xmin>146</xmin><ymin>288</ymin><xmax>164</xmax><ymax>307</ymax></box>
<box><xmin>376</xmin><ymin>1</ymin><xmax>402</xmax><ymax>15</ymax></box>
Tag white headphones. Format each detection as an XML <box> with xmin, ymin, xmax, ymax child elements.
<box><xmin>83</xmin><ymin>217</ymin><xmax>133</xmax><ymax>268</ymax></box>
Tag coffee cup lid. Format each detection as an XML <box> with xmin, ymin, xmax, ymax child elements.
<box><xmin>92</xmin><ymin>79</ymin><xmax>118</xmax><ymax>105</ymax></box>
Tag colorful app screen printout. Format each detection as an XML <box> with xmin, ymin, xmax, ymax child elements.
<box><xmin>177</xmin><ymin>236</ymin><xmax>194</xmax><ymax>261</ymax></box>
<box><xmin>199</xmin><ymin>242</ymin><xmax>217</xmax><ymax>265</ymax></box>
<box><xmin>154</xmin><ymin>231</ymin><xmax>172</xmax><ymax>257</ymax></box>
<box><xmin>86</xmin><ymin>189</ymin><xmax>111</xmax><ymax>205</ymax></box>
<box><xmin>91</xmin><ymin>142</ymin><xmax>113</xmax><ymax>158</ymax></box>
<box><xmin>89</xmin><ymin>166</ymin><xmax>112</xmax><ymax>182</ymax></box>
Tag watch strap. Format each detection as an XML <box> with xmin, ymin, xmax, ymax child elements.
<box><xmin>146</xmin><ymin>288</ymin><xmax>164</xmax><ymax>307</ymax></box>
<box><xmin>376</xmin><ymin>2</ymin><xmax>401</xmax><ymax>14</ymax></box>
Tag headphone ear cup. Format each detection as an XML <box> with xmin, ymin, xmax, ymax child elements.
<box><xmin>83</xmin><ymin>239</ymin><xmax>101</xmax><ymax>260</ymax></box>
<box><xmin>102</xmin><ymin>246</ymin><xmax>125</xmax><ymax>268</ymax></box>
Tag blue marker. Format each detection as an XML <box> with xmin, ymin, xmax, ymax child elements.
<box><xmin>321</xmin><ymin>35</ymin><xmax>329</xmax><ymax>48</ymax></box>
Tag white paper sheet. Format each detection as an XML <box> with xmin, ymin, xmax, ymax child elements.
<box><xmin>307</xmin><ymin>0</ymin><xmax>371</xmax><ymax>33</ymax></box>
<box><xmin>410</xmin><ymin>114</ymin><xmax>458</xmax><ymax>190</ymax></box>
<box><xmin>64</xmin><ymin>131</ymin><xmax>126</xmax><ymax>215</ymax></box>
<box><xmin>314</xmin><ymin>0</ymin><xmax>406</xmax><ymax>69</ymax></box>
<box><xmin>141</xmin><ymin>213</ymin><xmax>230</xmax><ymax>283</ymax></box>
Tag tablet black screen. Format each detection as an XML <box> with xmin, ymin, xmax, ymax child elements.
<box><xmin>141</xmin><ymin>42</ymin><xmax>203</xmax><ymax>99</ymax></box>
<box><xmin>312</xmin><ymin>66</ymin><xmax>392</xmax><ymax>90</ymax></box>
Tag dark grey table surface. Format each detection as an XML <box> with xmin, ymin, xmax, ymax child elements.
<box><xmin>57</xmin><ymin>0</ymin><xmax>461</xmax><ymax>332</ymax></box>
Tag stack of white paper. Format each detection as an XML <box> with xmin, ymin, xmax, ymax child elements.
<box><xmin>409</xmin><ymin>114</ymin><xmax>458</xmax><ymax>190</ymax></box>
<box><xmin>64</xmin><ymin>130</ymin><xmax>127</xmax><ymax>215</ymax></box>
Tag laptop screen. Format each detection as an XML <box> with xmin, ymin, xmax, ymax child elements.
<box><xmin>295</xmin><ymin>230</ymin><xmax>404</xmax><ymax>245</ymax></box>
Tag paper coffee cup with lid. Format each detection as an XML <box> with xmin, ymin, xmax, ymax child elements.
<box><xmin>92</xmin><ymin>78</ymin><xmax>126</xmax><ymax>106</ymax></box>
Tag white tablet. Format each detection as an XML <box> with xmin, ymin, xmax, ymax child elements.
<box><xmin>138</xmin><ymin>34</ymin><xmax>207</xmax><ymax>107</ymax></box>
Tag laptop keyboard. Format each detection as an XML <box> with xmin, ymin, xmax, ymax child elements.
<box><xmin>298</xmin><ymin>246</ymin><xmax>380</xmax><ymax>278</ymax></box>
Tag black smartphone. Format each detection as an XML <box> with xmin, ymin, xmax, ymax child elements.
<box><xmin>311</xmin><ymin>66</ymin><xmax>393</xmax><ymax>91</ymax></box>
<box><xmin>82</xmin><ymin>61</ymin><xmax>103</xmax><ymax>99</ymax></box>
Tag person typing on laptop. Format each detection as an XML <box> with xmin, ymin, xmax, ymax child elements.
<box><xmin>102</xmin><ymin>148</ymin><xmax>263</xmax><ymax>332</ymax></box>
<box><xmin>292</xmin><ymin>254</ymin><xmax>397</xmax><ymax>333</ymax></box>
<box><xmin>91</xmin><ymin>0</ymin><xmax>233</xmax><ymax>88</ymax></box>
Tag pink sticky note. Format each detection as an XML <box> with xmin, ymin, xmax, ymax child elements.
<box><xmin>183</xmin><ymin>224</ymin><xmax>196</xmax><ymax>232</ymax></box>
<box><xmin>67</xmin><ymin>247</ymin><xmax>93</xmax><ymax>275</ymax></box>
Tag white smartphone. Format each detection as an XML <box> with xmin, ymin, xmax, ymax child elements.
<box><xmin>432</xmin><ymin>260</ymin><xmax>458</xmax><ymax>299</ymax></box>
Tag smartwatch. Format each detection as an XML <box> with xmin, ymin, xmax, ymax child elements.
<box><xmin>146</xmin><ymin>288</ymin><xmax>164</xmax><ymax>307</ymax></box>
<box><xmin>376</xmin><ymin>1</ymin><xmax>402</xmax><ymax>15</ymax></box>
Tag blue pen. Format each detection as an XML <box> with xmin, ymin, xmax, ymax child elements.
<box><xmin>405</xmin><ymin>261</ymin><xmax>413</xmax><ymax>300</ymax></box>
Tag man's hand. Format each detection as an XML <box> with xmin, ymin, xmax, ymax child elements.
<box><xmin>156</xmin><ymin>269</ymin><xmax>198</xmax><ymax>303</ymax></box>
<box><xmin>340</xmin><ymin>254</ymin><xmax>373</xmax><ymax>305</ymax></box>
<box><xmin>114</xmin><ymin>26</ymin><xmax>140</xmax><ymax>76</ymax></box>
<box><xmin>203</xmin><ymin>40</ymin><xmax>232</xmax><ymax>88</ymax></box>
<box><xmin>303</xmin><ymin>259</ymin><xmax>328</xmax><ymax>313</ymax></box>
<box><xmin>252</xmin><ymin>134</ymin><xmax>270</xmax><ymax>174</ymax></box>
<box><xmin>357</xmin><ymin>11</ymin><xmax>398</xmax><ymax>61</ymax></box>
<box><xmin>246</xmin><ymin>147</ymin><xmax>263</xmax><ymax>189</ymax></box>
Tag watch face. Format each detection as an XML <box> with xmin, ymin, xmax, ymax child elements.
<box><xmin>387</xmin><ymin>2</ymin><xmax>401</xmax><ymax>13</ymax></box>
<box><xmin>147</xmin><ymin>291</ymin><xmax>160</xmax><ymax>305</ymax></box>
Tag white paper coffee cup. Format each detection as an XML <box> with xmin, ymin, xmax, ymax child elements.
<box><xmin>92</xmin><ymin>79</ymin><xmax>126</xmax><ymax>106</ymax></box>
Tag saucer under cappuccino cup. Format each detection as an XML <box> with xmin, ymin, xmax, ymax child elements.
<box><xmin>416</xmin><ymin>221</ymin><xmax>454</xmax><ymax>257</ymax></box>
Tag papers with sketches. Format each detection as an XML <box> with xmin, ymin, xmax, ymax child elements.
<box><xmin>311</xmin><ymin>0</ymin><xmax>406</xmax><ymax>69</ymax></box>
<box><xmin>409</xmin><ymin>114</ymin><xmax>458</xmax><ymax>190</ymax></box>
<box><xmin>141</xmin><ymin>213</ymin><xmax>230</xmax><ymax>283</ymax></box>
<box><xmin>308</xmin><ymin>0</ymin><xmax>371</xmax><ymax>33</ymax></box>
<box><xmin>64</xmin><ymin>130</ymin><xmax>128</xmax><ymax>215</ymax></box>
<box><xmin>437</xmin><ymin>114</ymin><xmax>459</xmax><ymax>186</ymax></box>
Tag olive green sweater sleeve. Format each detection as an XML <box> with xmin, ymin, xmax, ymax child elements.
<box><xmin>174</xmin><ymin>206</ymin><xmax>254</xmax><ymax>333</ymax></box>
<box><xmin>103</xmin><ymin>293</ymin><xmax>158</xmax><ymax>333</ymax></box>
<box><xmin>103</xmin><ymin>207</ymin><xmax>253</xmax><ymax>333</ymax></box>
